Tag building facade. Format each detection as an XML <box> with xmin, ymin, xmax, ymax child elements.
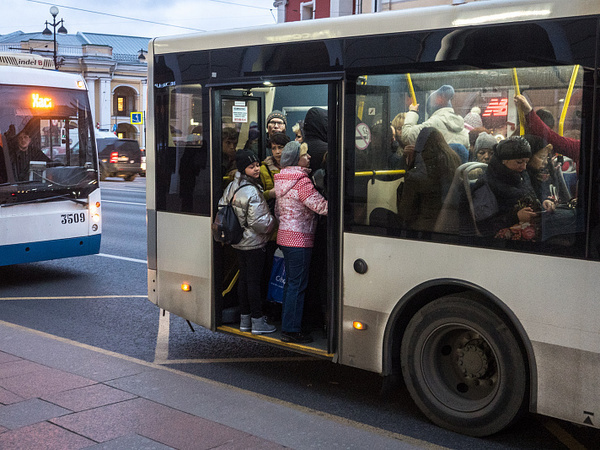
<box><xmin>0</xmin><ymin>31</ymin><xmax>150</xmax><ymax>149</ymax></box>
<box><xmin>276</xmin><ymin>0</ymin><xmax>479</xmax><ymax>21</ymax></box>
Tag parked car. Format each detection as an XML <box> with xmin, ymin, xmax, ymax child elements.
<box><xmin>96</xmin><ymin>131</ymin><xmax>143</xmax><ymax>181</ymax></box>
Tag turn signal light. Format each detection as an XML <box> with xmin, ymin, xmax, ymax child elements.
<box><xmin>181</xmin><ymin>283</ymin><xmax>192</xmax><ymax>292</ymax></box>
<box><xmin>353</xmin><ymin>321</ymin><xmax>367</xmax><ymax>331</ymax></box>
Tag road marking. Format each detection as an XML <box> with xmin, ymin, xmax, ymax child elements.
<box><xmin>0</xmin><ymin>295</ymin><xmax>147</xmax><ymax>301</ymax></box>
<box><xmin>541</xmin><ymin>418</ymin><xmax>587</xmax><ymax>450</ymax></box>
<box><xmin>97</xmin><ymin>253</ymin><xmax>147</xmax><ymax>264</ymax></box>
<box><xmin>154</xmin><ymin>310</ymin><xmax>170</xmax><ymax>363</ymax></box>
<box><xmin>0</xmin><ymin>319</ymin><xmax>448</xmax><ymax>450</ymax></box>
<box><xmin>101</xmin><ymin>200</ymin><xmax>146</xmax><ymax>206</ymax></box>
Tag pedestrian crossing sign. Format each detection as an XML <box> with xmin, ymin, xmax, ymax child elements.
<box><xmin>131</xmin><ymin>112</ymin><xmax>143</xmax><ymax>125</ymax></box>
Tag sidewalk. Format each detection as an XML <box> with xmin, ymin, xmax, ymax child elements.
<box><xmin>0</xmin><ymin>321</ymin><xmax>431</xmax><ymax>449</ymax></box>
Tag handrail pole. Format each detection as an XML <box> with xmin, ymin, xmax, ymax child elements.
<box><xmin>512</xmin><ymin>68</ymin><xmax>525</xmax><ymax>136</ymax></box>
<box><xmin>559</xmin><ymin>65</ymin><xmax>580</xmax><ymax>136</ymax></box>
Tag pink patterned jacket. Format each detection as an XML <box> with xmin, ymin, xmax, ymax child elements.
<box><xmin>274</xmin><ymin>166</ymin><xmax>328</xmax><ymax>248</ymax></box>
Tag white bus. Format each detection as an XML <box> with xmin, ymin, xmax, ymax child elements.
<box><xmin>0</xmin><ymin>57</ymin><xmax>102</xmax><ymax>266</ymax></box>
<box><xmin>146</xmin><ymin>0</ymin><xmax>600</xmax><ymax>436</ymax></box>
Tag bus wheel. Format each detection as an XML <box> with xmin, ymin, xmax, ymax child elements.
<box><xmin>400</xmin><ymin>295</ymin><xmax>527</xmax><ymax>436</ymax></box>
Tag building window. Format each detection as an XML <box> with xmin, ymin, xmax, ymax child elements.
<box><xmin>300</xmin><ymin>1</ymin><xmax>315</xmax><ymax>20</ymax></box>
<box><xmin>117</xmin><ymin>96</ymin><xmax>125</xmax><ymax>112</ymax></box>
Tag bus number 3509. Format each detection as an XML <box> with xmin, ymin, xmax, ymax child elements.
<box><xmin>60</xmin><ymin>213</ymin><xmax>86</xmax><ymax>224</ymax></box>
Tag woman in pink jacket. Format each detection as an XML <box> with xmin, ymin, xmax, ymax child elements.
<box><xmin>274</xmin><ymin>141</ymin><xmax>328</xmax><ymax>344</ymax></box>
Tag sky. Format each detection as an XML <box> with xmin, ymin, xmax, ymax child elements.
<box><xmin>1</xmin><ymin>0</ymin><xmax>278</xmax><ymax>38</ymax></box>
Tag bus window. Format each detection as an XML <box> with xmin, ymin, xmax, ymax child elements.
<box><xmin>346</xmin><ymin>66</ymin><xmax>586</xmax><ymax>257</ymax></box>
<box><xmin>155</xmin><ymin>84</ymin><xmax>208</xmax><ymax>215</ymax></box>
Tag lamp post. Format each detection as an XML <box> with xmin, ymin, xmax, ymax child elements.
<box><xmin>42</xmin><ymin>6</ymin><xmax>68</xmax><ymax>69</ymax></box>
<box><xmin>137</xmin><ymin>49</ymin><xmax>148</xmax><ymax>63</ymax></box>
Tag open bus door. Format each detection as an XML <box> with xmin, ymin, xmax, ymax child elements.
<box><xmin>212</xmin><ymin>89</ymin><xmax>265</xmax><ymax>327</ymax></box>
<box><xmin>211</xmin><ymin>81</ymin><xmax>340</xmax><ymax>358</ymax></box>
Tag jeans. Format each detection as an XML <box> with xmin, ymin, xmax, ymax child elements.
<box><xmin>236</xmin><ymin>247</ymin><xmax>266</xmax><ymax>319</ymax></box>
<box><xmin>280</xmin><ymin>246</ymin><xmax>312</xmax><ymax>333</ymax></box>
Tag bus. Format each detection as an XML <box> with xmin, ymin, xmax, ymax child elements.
<box><xmin>145</xmin><ymin>0</ymin><xmax>600</xmax><ymax>436</ymax></box>
<box><xmin>0</xmin><ymin>56</ymin><xmax>102</xmax><ymax>266</ymax></box>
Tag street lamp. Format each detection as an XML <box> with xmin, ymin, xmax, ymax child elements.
<box><xmin>137</xmin><ymin>49</ymin><xmax>148</xmax><ymax>63</ymax></box>
<box><xmin>42</xmin><ymin>5</ymin><xmax>67</xmax><ymax>69</ymax></box>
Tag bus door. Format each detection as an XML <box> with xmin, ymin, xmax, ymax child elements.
<box><xmin>211</xmin><ymin>81</ymin><xmax>340</xmax><ymax>357</ymax></box>
<box><xmin>212</xmin><ymin>89</ymin><xmax>265</xmax><ymax>325</ymax></box>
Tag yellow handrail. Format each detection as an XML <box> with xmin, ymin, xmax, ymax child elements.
<box><xmin>512</xmin><ymin>68</ymin><xmax>525</xmax><ymax>136</ymax></box>
<box><xmin>222</xmin><ymin>270</ymin><xmax>239</xmax><ymax>297</ymax></box>
<box><xmin>406</xmin><ymin>73</ymin><xmax>417</xmax><ymax>106</ymax></box>
<box><xmin>559</xmin><ymin>65</ymin><xmax>580</xmax><ymax>137</ymax></box>
<box><xmin>355</xmin><ymin>169</ymin><xmax>406</xmax><ymax>177</ymax></box>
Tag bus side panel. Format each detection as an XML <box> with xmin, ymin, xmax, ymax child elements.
<box><xmin>155</xmin><ymin>212</ymin><xmax>213</xmax><ymax>329</ymax></box>
<box><xmin>533</xmin><ymin>342</ymin><xmax>600</xmax><ymax>428</ymax></box>
<box><xmin>340</xmin><ymin>304</ymin><xmax>388</xmax><ymax>373</ymax></box>
<box><xmin>341</xmin><ymin>233</ymin><xmax>600</xmax><ymax>427</ymax></box>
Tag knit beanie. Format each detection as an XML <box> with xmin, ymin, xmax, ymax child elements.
<box><xmin>266</xmin><ymin>110</ymin><xmax>287</xmax><ymax>126</ymax></box>
<box><xmin>495</xmin><ymin>136</ymin><xmax>532</xmax><ymax>160</ymax></box>
<box><xmin>235</xmin><ymin>149</ymin><xmax>259</xmax><ymax>172</ymax></box>
<box><xmin>464</xmin><ymin>107</ymin><xmax>483</xmax><ymax>130</ymax></box>
<box><xmin>280</xmin><ymin>141</ymin><xmax>308</xmax><ymax>167</ymax></box>
<box><xmin>474</xmin><ymin>132</ymin><xmax>497</xmax><ymax>154</ymax></box>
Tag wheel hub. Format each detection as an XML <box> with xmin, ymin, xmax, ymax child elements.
<box><xmin>457</xmin><ymin>339</ymin><xmax>489</xmax><ymax>378</ymax></box>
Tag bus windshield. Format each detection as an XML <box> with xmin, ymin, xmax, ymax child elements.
<box><xmin>0</xmin><ymin>84</ymin><xmax>97</xmax><ymax>203</ymax></box>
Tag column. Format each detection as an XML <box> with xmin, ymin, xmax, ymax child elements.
<box><xmin>99</xmin><ymin>77</ymin><xmax>112</xmax><ymax>131</ymax></box>
<box><xmin>85</xmin><ymin>78</ymin><xmax>97</xmax><ymax>125</ymax></box>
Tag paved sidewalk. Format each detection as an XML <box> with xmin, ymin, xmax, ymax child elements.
<box><xmin>0</xmin><ymin>321</ymin><xmax>432</xmax><ymax>449</ymax></box>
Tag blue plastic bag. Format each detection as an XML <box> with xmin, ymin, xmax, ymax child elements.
<box><xmin>267</xmin><ymin>250</ymin><xmax>285</xmax><ymax>303</ymax></box>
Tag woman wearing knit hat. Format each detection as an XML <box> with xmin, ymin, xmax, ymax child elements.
<box><xmin>218</xmin><ymin>149</ymin><xmax>277</xmax><ymax>335</ymax></box>
<box><xmin>474</xmin><ymin>136</ymin><xmax>547</xmax><ymax>239</ymax></box>
<box><xmin>274</xmin><ymin>141</ymin><xmax>328</xmax><ymax>344</ymax></box>
<box><xmin>473</xmin><ymin>132</ymin><xmax>497</xmax><ymax>163</ymax></box>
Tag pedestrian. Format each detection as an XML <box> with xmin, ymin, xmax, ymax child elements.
<box><xmin>219</xmin><ymin>149</ymin><xmax>276</xmax><ymax>334</ymax></box>
<box><xmin>274</xmin><ymin>141</ymin><xmax>328</xmax><ymax>343</ymax></box>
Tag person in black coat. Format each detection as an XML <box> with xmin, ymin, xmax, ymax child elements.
<box><xmin>397</xmin><ymin>127</ymin><xmax>461</xmax><ymax>233</ymax></box>
<box><xmin>303</xmin><ymin>107</ymin><xmax>328</xmax><ymax>174</ymax></box>
<box><xmin>302</xmin><ymin>107</ymin><xmax>328</xmax><ymax>331</ymax></box>
<box><xmin>475</xmin><ymin>136</ymin><xmax>544</xmax><ymax>239</ymax></box>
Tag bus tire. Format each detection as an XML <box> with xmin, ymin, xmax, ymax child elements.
<box><xmin>400</xmin><ymin>295</ymin><xmax>527</xmax><ymax>437</ymax></box>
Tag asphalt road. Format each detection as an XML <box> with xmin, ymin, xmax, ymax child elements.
<box><xmin>0</xmin><ymin>176</ymin><xmax>597</xmax><ymax>449</ymax></box>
